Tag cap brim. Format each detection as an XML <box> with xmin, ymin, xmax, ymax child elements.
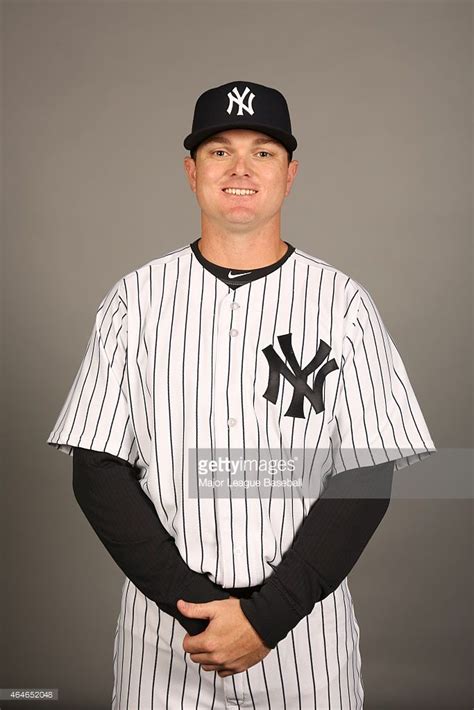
<box><xmin>183</xmin><ymin>122</ymin><xmax>297</xmax><ymax>153</ymax></box>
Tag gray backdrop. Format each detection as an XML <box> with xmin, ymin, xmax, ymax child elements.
<box><xmin>2</xmin><ymin>1</ymin><xmax>472</xmax><ymax>709</ymax></box>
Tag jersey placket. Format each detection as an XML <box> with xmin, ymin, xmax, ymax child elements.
<box><xmin>211</xmin><ymin>285</ymin><xmax>248</xmax><ymax>588</ymax></box>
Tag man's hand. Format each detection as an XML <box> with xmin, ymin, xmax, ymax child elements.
<box><xmin>177</xmin><ymin>596</ymin><xmax>271</xmax><ymax>677</ymax></box>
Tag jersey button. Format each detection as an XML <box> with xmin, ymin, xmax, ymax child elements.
<box><xmin>227</xmin><ymin>417</ymin><xmax>237</xmax><ymax>427</ymax></box>
<box><xmin>229</xmin><ymin>328</ymin><xmax>239</xmax><ymax>337</ymax></box>
<box><xmin>230</xmin><ymin>302</ymin><xmax>240</xmax><ymax>310</ymax></box>
<box><xmin>235</xmin><ymin>545</ymin><xmax>243</xmax><ymax>556</ymax></box>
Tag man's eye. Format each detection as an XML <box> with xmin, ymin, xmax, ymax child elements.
<box><xmin>211</xmin><ymin>150</ymin><xmax>272</xmax><ymax>158</ymax></box>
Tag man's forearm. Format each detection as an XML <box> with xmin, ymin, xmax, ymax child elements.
<box><xmin>238</xmin><ymin>460</ymin><xmax>395</xmax><ymax>648</ymax></box>
<box><xmin>72</xmin><ymin>447</ymin><xmax>394</xmax><ymax>648</ymax></box>
<box><xmin>72</xmin><ymin>447</ymin><xmax>231</xmax><ymax>636</ymax></box>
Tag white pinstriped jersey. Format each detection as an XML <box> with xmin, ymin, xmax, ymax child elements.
<box><xmin>46</xmin><ymin>241</ymin><xmax>436</xmax><ymax>708</ymax></box>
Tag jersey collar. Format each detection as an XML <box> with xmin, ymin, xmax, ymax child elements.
<box><xmin>189</xmin><ymin>238</ymin><xmax>296</xmax><ymax>289</ymax></box>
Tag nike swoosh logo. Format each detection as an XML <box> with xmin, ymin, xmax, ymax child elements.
<box><xmin>228</xmin><ymin>270</ymin><xmax>251</xmax><ymax>279</ymax></box>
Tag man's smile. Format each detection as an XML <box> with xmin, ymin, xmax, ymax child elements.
<box><xmin>222</xmin><ymin>187</ymin><xmax>258</xmax><ymax>197</ymax></box>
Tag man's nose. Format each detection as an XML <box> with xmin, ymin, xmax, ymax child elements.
<box><xmin>229</xmin><ymin>155</ymin><xmax>252</xmax><ymax>173</ymax></box>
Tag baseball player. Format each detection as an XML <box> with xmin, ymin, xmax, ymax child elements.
<box><xmin>46</xmin><ymin>80</ymin><xmax>437</xmax><ymax>709</ymax></box>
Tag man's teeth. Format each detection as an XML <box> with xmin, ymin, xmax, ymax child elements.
<box><xmin>223</xmin><ymin>188</ymin><xmax>257</xmax><ymax>195</ymax></box>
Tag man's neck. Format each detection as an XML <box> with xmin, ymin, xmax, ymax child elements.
<box><xmin>197</xmin><ymin>233</ymin><xmax>287</xmax><ymax>270</ymax></box>
<box><xmin>189</xmin><ymin>238</ymin><xmax>295</xmax><ymax>290</ymax></box>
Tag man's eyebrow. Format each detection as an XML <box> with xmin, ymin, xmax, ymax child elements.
<box><xmin>202</xmin><ymin>135</ymin><xmax>280</xmax><ymax>147</ymax></box>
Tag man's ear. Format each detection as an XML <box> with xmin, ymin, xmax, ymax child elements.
<box><xmin>285</xmin><ymin>159</ymin><xmax>299</xmax><ymax>196</ymax></box>
<box><xmin>183</xmin><ymin>155</ymin><xmax>197</xmax><ymax>192</ymax></box>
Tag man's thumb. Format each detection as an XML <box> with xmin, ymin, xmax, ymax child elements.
<box><xmin>177</xmin><ymin>599</ymin><xmax>214</xmax><ymax>619</ymax></box>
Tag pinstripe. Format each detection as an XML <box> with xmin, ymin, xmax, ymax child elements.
<box><xmin>240</xmin><ymin>286</ymin><xmax>253</xmax><ymax>585</ymax></box>
<box><xmin>320</xmin><ymin>601</ymin><xmax>331</xmax><ymax>706</ymax></box>
<box><xmin>305</xmin><ymin>615</ymin><xmax>318</xmax><ymax>707</ymax></box>
<box><xmin>274</xmin><ymin>645</ymin><xmax>287</xmax><ymax>708</ymax></box>
<box><xmin>150</xmin><ymin>596</ymin><xmax>161</xmax><ymax>710</ymax></box>
<box><xmin>132</xmin><ymin>270</ymin><xmax>152</xmax><ymax>442</ymax></box>
<box><xmin>287</xmin><ymin>262</ymin><xmax>309</xmax><ymax>539</ymax></box>
<box><xmin>151</xmin><ymin>261</ymin><xmax>167</xmax><ymax>520</ymax></box>
<box><xmin>340</xmin><ymin>577</ymin><xmax>352</xmax><ymax>710</ymax></box>
<box><xmin>118</xmin><ymin>580</ymin><xmax>130</xmax><ymax>709</ymax></box>
<box><xmin>333</xmin><ymin>593</ymin><xmax>343</xmax><ymax>707</ymax></box>
<box><xmin>195</xmin><ymin>263</ymin><xmax>206</xmax><ymax>573</ymax></box>
<box><xmin>304</xmin><ymin>268</ymin><xmax>327</xmax><ymax>513</ymax></box>
<box><xmin>180</xmin><ymin>256</ymin><xmax>193</xmax><ymax>566</ymax></box>
<box><xmin>250</xmin><ymin>277</ymin><xmax>269</xmax><ymax>582</ymax></box>
<box><xmin>167</xmin><ymin>259</ymin><xmax>180</xmax><ymax>537</ymax></box>
<box><xmin>226</xmin><ymin>286</ymin><xmax>237</xmax><ymax>588</ymax></box>
<box><xmin>275</xmin><ymin>260</ymin><xmax>295</xmax><ymax>561</ymax></box>
<box><xmin>47</xmin><ymin>241</ymin><xmax>436</xmax><ymax>708</ymax></box>
<box><xmin>164</xmin><ymin>617</ymin><xmax>175</xmax><ymax>708</ymax></box>
<box><xmin>210</xmin><ymin>279</ymin><xmax>220</xmax><ymax>583</ymax></box>
<box><xmin>289</xmin><ymin>629</ymin><xmax>302</xmax><ymax>708</ymax></box>
<box><xmin>111</xmin><ymin>616</ymin><xmax>120</xmax><ymax>707</ymax></box>
<box><xmin>350</xmin><ymin>593</ymin><xmax>364</xmax><ymax>707</ymax></box>
<box><xmin>179</xmin><ymin>646</ymin><xmax>188</xmax><ymax>709</ymax></box>
<box><xmin>266</xmin><ymin>266</ymin><xmax>281</xmax><ymax>531</ymax></box>
<box><xmin>137</xmin><ymin>597</ymin><xmax>148</xmax><ymax>707</ymax></box>
<box><xmin>125</xmin><ymin>585</ymin><xmax>137</xmax><ymax>708</ymax></box>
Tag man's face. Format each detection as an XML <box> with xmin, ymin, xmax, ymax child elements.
<box><xmin>183</xmin><ymin>129</ymin><xmax>298</xmax><ymax>233</ymax></box>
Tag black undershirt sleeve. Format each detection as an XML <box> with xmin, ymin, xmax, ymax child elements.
<box><xmin>239</xmin><ymin>459</ymin><xmax>395</xmax><ymax>647</ymax></box>
<box><xmin>72</xmin><ymin>447</ymin><xmax>394</xmax><ymax>647</ymax></box>
<box><xmin>72</xmin><ymin>446</ymin><xmax>230</xmax><ymax>636</ymax></box>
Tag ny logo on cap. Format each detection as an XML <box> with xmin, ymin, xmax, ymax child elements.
<box><xmin>227</xmin><ymin>86</ymin><xmax>255</xmax><ymax>116</ymax></box>
<box><xmin>262</xmin><ymin>334</ymin><xmax>339</xmax><ymax>418</ymax></box>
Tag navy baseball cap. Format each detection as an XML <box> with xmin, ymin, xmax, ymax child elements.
<box><xmin>183</xmin><ymin>80</ymin><xmax>297</xmax><ymax>155</ymax></box>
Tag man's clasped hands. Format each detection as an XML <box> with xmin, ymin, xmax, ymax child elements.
<box><xmin>177</xmin><ymin>596</ymin><xmax>271</xmax><ymax>678</ymax></box>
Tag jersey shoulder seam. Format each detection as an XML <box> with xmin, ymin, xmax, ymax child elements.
<box><xmin>292</xmin><ymin>247</ymin><xmax>350</xmax><ymax>279</ymax></box>
<box><xmin>120</xmin><ymin>243</ymin><xmax>193</xmax><ymax>287</ymax></box>
<box><xmin>95</xmin><ymin>244</ymin><xmax>192</xmax><ymax>313</ymax></box>
<box><xmin>292</xmin><ymin>248</ymin><xmax>362</xmax><ymax>296</ymax></box>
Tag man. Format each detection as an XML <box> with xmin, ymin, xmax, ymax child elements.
<box><xmin>47</xmin><ymin>80</ymin><xmax>436</xmax><ymax>708</ymax></box>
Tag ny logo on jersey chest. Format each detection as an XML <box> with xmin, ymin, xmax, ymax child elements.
<box><xmin>262</xmin><ymin>333</ymin><xmax>338</xmax><ymax>418</ymax></box>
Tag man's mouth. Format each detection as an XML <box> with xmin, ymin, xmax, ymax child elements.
<box><xmin>222</xmin><ymin>188</ymin><xmax>258</xmax><ymax>196</ymax></box>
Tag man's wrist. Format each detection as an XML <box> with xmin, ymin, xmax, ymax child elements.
<box><xmin>238</xmin><ymin>547</ymin><xmax>331</xmax><ymax>649</ymax></box>
<box><xmin>176</xmin><ymin>571</ymin><xmax>231</xmax><ymax>605</ymax></box>
<box><xmin>238</xmin><ymin>575</ymin><xmax>304</xmax><ymax>649</ymax></box>
<box><xmin>169</xmin><ymin>571</ymin><xmax>231</xmax><ymax>636</ymax></box>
